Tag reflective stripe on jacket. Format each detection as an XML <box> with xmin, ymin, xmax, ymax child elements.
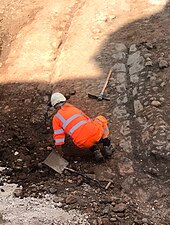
<box><xmin>95</xmin><ymin>116</ymin><xmax>109</xmax><ymax>139</ymax></box>
<box><xmin>52</xmin><ymin>104</ymin><xmax>90</xmax><ymax>146</ymax></box>
<box><xmin>52</xmin><ymin>104</ymin><xmax>109</xmax><ymax>148</ymax></box>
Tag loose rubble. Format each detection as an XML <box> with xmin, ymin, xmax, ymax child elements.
<box><xmin>0</xmin><ymin>184</ymin><xmax>89</xmax><ymax>225</ymax></box>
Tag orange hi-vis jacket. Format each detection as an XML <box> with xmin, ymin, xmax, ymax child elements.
<box><xmin>52</xmin><ymin>104</ymin><xmax>109</xmax><ymax>148</ymax></box>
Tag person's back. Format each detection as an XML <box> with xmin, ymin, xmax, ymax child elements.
<box><xmin>53</xmin><ymin>103</ymin><xmax>103</xmax><ymax>148</ymax></box>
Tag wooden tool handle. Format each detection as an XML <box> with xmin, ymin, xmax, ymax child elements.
<box><xmin>65</xmin><ymin>168</ymin><xmax>103</xmax><ymax>188</ymax></box>
<box><xmin>100</xmin><ymin>68</ymin><xmax>113</xmax><ymax>96</ymax></box>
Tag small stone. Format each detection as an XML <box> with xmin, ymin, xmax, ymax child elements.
<box><xmin>99</xmin><ymin>197</ymin><xmax>112</xmax><ymax>204</ymax></box>
<box><xmin>144</xmin><ymin>53</ymin><xmax>152</xmax><ymax>58</ymax></box>
<box><xmin>118</xmin><ymin>159</ymin><xmax>134</xmax><ymax>176</ymax></box>
<box><xmin>116</xmin><ymin>212</ymin><xmax>125</xmax><ymax>218</ymax></box>
<box><xmin>158</xmin><ymin>59</ymin><xmax>168</xmax><ymax>69</ymax></box>
<box><xmin>14</xmin><ymin>151</ymin><xmax>19</xmax><ymax>156</ymax></box>
<box><xmin>91</xmin><ymin>219</ymin><xmax>98</xmax><ymax>225</ymax></box>
<box><xmin>151</xmin><ymin>100</ymin><xmax>161</xmax><ymax>107</ymax></box>
<box><xmin>55</xmin><ymin>202</ymin><xmax>63</xmax><ymax>208</ymax></box>
<box><xmin>160</xmin><ymin>97</ymin><xmax>165</xmax><ymax>102</ymax></box>
<box><xmin>127</xmin><ymin>51</ymin><xmax>141</xmax><ymax>65</ymax></box>
<box><xmin>13</xmin><ymin>186</ymin><xmax>23</xmax><ymax>197</ymax></box>
<box><xmin>145</xmin><ymin>61</ymin><xmax>153</xmax><ymax>66</ymax></box>
<box><xmin>142</xmin><ymin>131</ymin><xmax>150</xmax><ymax>143</ymax></box>
<box><xmin>150</xmin><ymin>76</ymin><xmax>156</xmax><ymax>81</ymax></box>
<box><xmin>14</xmin><ymin>166</ymin><xmax>22</xmax><ymax>171</ymax></box>
<box><xmin>102</xmin><ymin>205</ymin><xmax>112</xmax><ymax>215</ymax></box>
<box><xmin>17</xmin><ymin>158</ymin><xmax>23</xmax><ymax>162</ymax></box>
<box><xmin>145</xmin><ymin>42</ymin><xmax>153</xmax><ymax>49</ymax></box>
<box><xmin>110</xmin><ymin>217</ymin><xmax>117</xmax><ymax>222</ymax></box>
<box><xmin>4</xmin><ymin>105</ymin><xmax>10</xmax><ymax>112</ymax></box>
<box><xmin>24</xmin><ymin>99</ymin><xmax>32</xmax><ymax>104</ymax></box>
<box><xmin>150</xmin><ymin>96</ymin><xmax>157</xmax><ymax>100</ymax></box>
<box><xmin>0</xmin><ymin>213</ymin><xmax>6</xmax><ymax>224</ymax></box>
<box><xmin>116</xmin><ymin>73</ymin><xmax>126</xmax><ymax>83</ymax></box>
<box><xmin>112</xmin><ymin>52</ymin><xmax>126</xmax><ymax>61</ymax></box>
<box><xmin>133</xmin><ymin>87</ymin><xmax>138</xmax><ymax>97</ymax></box>
<box><xmin>76</xmin><ymin>176</ymin><xmax>83</xmax><ymax>186</ymax></box>
<box><xmin>65</xmin><ymin>93</ymin><xmax>70</xmax><ymax>99</ymax></box>
<box><xmin>67</xmin><ymin>179</ymin><xmax>73</xmax><ymax>183</ymax></box>
<box><xmin>114</xmin><ymin>43</ymin><xmax>127</xmax><ymax>52</ymax></box>
<box><xmin>160</xmin><ymin>82</ymin><xmax>166</xmax><ymax>87</ymax></box>
<box><xmin>122</xmin><ymin>96</ymin><xmax>128</xmax><ymax>104</ymax></box>
<box><xmin>129</xmin><ymin>44</ymin><xmax>137</xmax><ymax>53</ymax></box>
<box><xmin>47</xmin><ymin>146</ymin><xmax>52</xmax><ymax>151</ymax></box>
<box><xmin>134</xmin><ymin>100</ymin><xmax>143</xmax><ymax>114</ymax></box>
<box><xmin>111</xmin><ymin>202</ymin><xmax>116</xmax><ymax>206</ymax></box>
<box><xmin>148</xmin><ymin>71</ymin><xmax>153</xmax><ymax>75</ymax></box>
<box><xmin>43</xmin><ymin>96</ymin><xmax>49</xmax><ymax>102</ymax></box>
<box><xmin>152</xmin><ymin>87</ymin><xmax>158</xmax><ymax>92</ymax></box>
<box><xmin>53</xmin><ymin>197</ymin><xmax>65</xmax><ymax>203</ymax></box>
<box><xmin>112</xmin><ymin>63</ymin><xmax>126</xmax><ymax>72</ymax></box>
<box><xmin>110</xmin><ymin>15</ymin><xmax>116</xmax><ymax>20</ymax></box>
<box><xmin>65</xmin><ymin>195</ymin><xmax>77</xmax><ymax>204</ymax></box>
<box><xmin>119</xmin><ymin>137</ymin><xmax>132</xmax><ymax>153</ymax></box>
<box><xmin>121</xmin><ymin>177</ymin><xmax>134</xmax><ymax>193</ymax></box>
<box><xmin>49</xmin><ymin>187</ymin><xmax>58</xmax><ymax>194</ymax></box>
<box><xmin>130</xmin><ymin>74</ymin><xmax>139</xmax><ymax>84</ymax></box>
<box><xmin>101</xmin><ymin>217</ymin><xmax>110</xmax><ymax>225</ymax></box>
<box><xmin>134</xmin><ymin>218</ymin><xmax>143</xmax><ymax>224</ymax></box>
<box><xmin>69</xmin><ymin>90</ymin><xmax>76</xmax><ymax>95</ymax></box>
<box><xmin>142</xmin><ymin>218</ymin><xmax>148</xmax><ymax>223</ymax></box>
<box><xmin>148</xmin><ymin>167</ymin><xmax>158</xmax><ymax>176</ymax></box>
<box><xmin>37</xmin><ymin>163</ymin><xmax>43</xmax><ymax>168</ymax></box>
<box><xmin>129</xmin><ymin>63</ymin><xmax>144</xmax><ymax>75</ymax></box>
<box><xmin>113</xmin><ymin>203</ymin><xmax>127</xmax><ymax>212</ymax></box>
<box><xmin>156</xmin><ymin>78</ymin><xmax>163</xmax><ymax>84</ymax></box>
<box><xmin>165</xmin><ymin>143</ymin><xmax>170</xmax><ymax>151</ymax></box>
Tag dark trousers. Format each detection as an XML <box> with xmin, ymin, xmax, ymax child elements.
<box><xmin>89</xmin><ymin>138</ymin><xmax>111</xmax><ymax>152</ymax></box>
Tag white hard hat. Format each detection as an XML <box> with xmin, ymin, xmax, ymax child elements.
<box><xmin>51</xmin><ymin>92</ymin><xmax>66</xmax><ymax>107</ymax></box>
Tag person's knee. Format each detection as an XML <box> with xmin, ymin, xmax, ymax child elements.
<box><xmin>102</xmin><ymin>138</ymin><xmax>111</xmax><ymax>146</ymax></box>
<box><xmin>96</xmin><ymin>115</ymin><xmax>107</xmax><ymax>124</ymax></box>
<box><xmin>89</xmin><ymin>144</ymin><xmax>98</xmax><ymax>152</ymax></box>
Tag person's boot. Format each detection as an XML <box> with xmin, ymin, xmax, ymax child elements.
<box><xmin>103</xmin><ymin>145</ymin><xmax>115</xmax><ymax>157</ymax></box>
<box><xmin>93</xmin><ymin>149</ymin><xmax>104</xmax><ymax>162</ymax></box>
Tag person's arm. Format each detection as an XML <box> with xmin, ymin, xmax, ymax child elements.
<box><xmin>55</xmin><ymin>145</ymin><xmax>63</xmax><ymax>157</ymax></box>
<box><xmin>52</xmin><ymin>116</ymin><xmax>65</xmax><ymax>156</ymax></box>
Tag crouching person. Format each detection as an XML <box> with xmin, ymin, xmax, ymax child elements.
<box><xmin>51</xmin><ymin>92</ymin><xmax>114</xmax><ymax>162</ymax></box>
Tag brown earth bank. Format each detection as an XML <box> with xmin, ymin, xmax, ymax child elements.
<box><xmin>0</xmin><ymin>0</ymin><xmax>170</xmax><ymax>225</ymax></box>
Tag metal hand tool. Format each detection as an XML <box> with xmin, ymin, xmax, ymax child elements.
<box><xmin>88</xmin><ymin>68</ymin><xmax>113</xmax><ymax>101</ymax></box>
<box><xmin>43</xmin><ymin>150</ymin><xmax>103</xmax><ymax>188</ymax></box>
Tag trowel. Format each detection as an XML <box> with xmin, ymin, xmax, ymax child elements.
<box><xmin>43</xmin><ymin>150</ymin><xmax>102</xmax><ymax>188</ymax></box>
